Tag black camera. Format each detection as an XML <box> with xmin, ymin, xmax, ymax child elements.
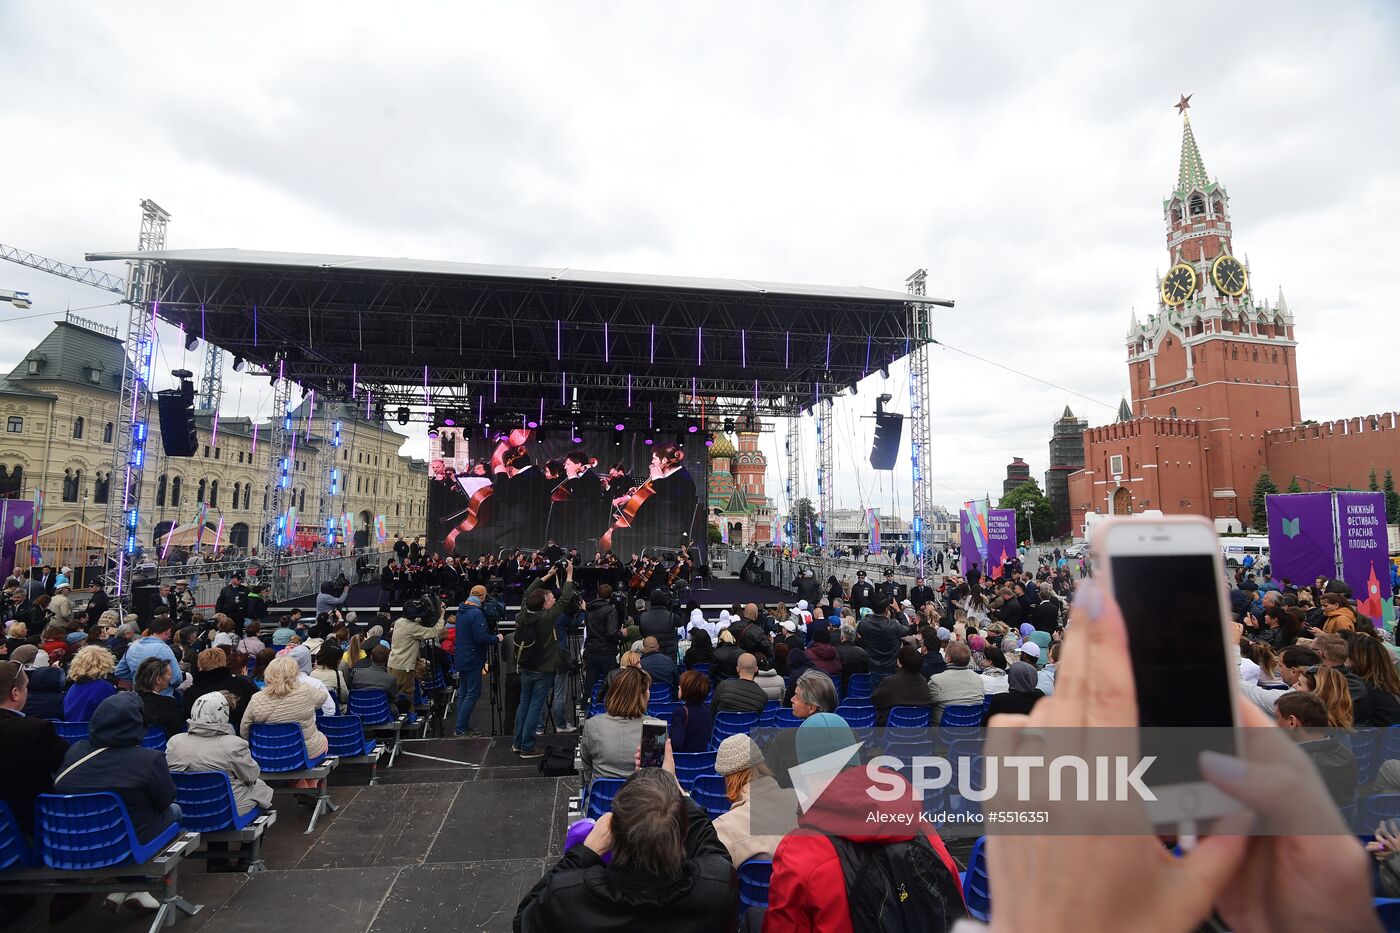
<box><xmin>402</xmin><ymin>598</ymin><xmax>429</xmax><ymax>622</ymax></box>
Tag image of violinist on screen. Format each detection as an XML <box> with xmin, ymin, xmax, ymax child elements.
<box><xmin>547</xmin><ymin>448</ymin><xmax>608</xmax><ymax>546</ymax></box>
<box><xmin>600</xmin><ymin>443</ymin><xmax>695</xmax><ymax>553</ymax></box>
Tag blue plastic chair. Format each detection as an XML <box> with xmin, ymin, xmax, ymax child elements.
<box><xmin>141</xmin><ymin>725</ymin><xmax>169</xmax><ymax>751</ymax></box>
<box><xmin>961</xmin><ymin>836</ymin><xmax>992</xmax><ymax>921</ymax></box>
<box><xmin>321</xmin><ymin>714</ymin><xmax>378</xmax><ymax>758</ymax></box>
<box><xmin>886</xmin><ymin>706</ymin><xmax>932</xmax><ymax>729</ymax></box>
<box><xmin>35</xmin><ymin>792</ymin><xmax>179</xmax><ymax>869</ymax></box>
<box><xmin>774</xmin><ymin>709</ymin><xmax>803</xmax><ymax>728</ymax></box>
<box><xmin>837</xmin><ymin>705</ymin><xmax>877</xmax><ymax>730</ymax></box>
<box><xmin>348</xmin><ymin>689</ymin><xmax>396</xmax><ymax>726</ymax></box>
<box><xmin>689</xmin><ymin>663</ymin><xmax>710</xmax><ymax>678</ymax></box>
<box><xmin>586</xmin><ymin>777</ymin><xmax>627</xmax><ymax>820</ymax></box>
<box><xmin>1360</xmin><ymin>795</ymin><xmax>1400</xmax><ymax>833</ymax></box>
<box><xmin>710</xmin><ymin>711</ymin><xmax>759</xmax><ymax>750</ymax></box>
<box><xmin>0</xmin><ymin>800</ymin><xmax>29</xmax><ymax>869</ymax></box>
<box><xmin>674</xmin><ymin>751</ymin><xmax>718</xmax><ymax>790</ymax></box>
<box><xmin>1383</xmin><ymin>726</ymin><xmax>1400</xmax><ymax>764</ymax></box>
<box><xmin>691</xmin><ymin>774</ymin><xmax>730</xmax><ymax>820</ymax></box>
<box><xmin>758</xmin><ymin>700</ymin><xmax>780</xmax><ymax>728</ymax></box>
<box><xmin>1375</xmin><ymin>897</ymin><xmax>1400</xmax><ymax>931</ymax></box>
<box><xmin>845</xmin><ymin>673</ymin><xmax>873</xmax><ymax>700</ymax></box>
<box><xmin>738</xmin><ymin>858</ymin><xmax>773</xmax><ymax>913</ymax></box>
<box><xmin>649</xmin><ymin>683</ymin><xmax>674</xmax><ymax>705</ymax></box>
<box><xmin>1353</xmin><ymin>729</ymin><xmax>1382</xmax><ymax>787</ymax></box>
<box><xmin>939</xmin><ymin>704</ymin><xmax>985</xmax><ymax>743</ymax></box>
<box><xmin>587</xmin><ymin>701</ymin><xmax>607</xmax><ymax>718</ymax></box>
<box><xmin>171</xmin><ymin>771</ymin><xmax>261</xmax><ymax>832</ymax></box>
<box><xmin>648</xmin><ymin>700</ymin><xmax>677</xmax><ymax>720</ymax></box>
<box><xmin>248</xmin><ymin>722</ymin><xmax>323</xmax><ymax>772</ymax></box>
<box><xmin>52</xmin><ymin>720</ymin><xmax>90</xmax><ymax>744</ymax></box>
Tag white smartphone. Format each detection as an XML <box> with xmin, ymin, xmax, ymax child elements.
<box><xmin>1095</xmin><ymin>515</ymin><xmax>1240</xmax><ymax>825</ymax></box>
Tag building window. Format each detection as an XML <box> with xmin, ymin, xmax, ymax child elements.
<box><xmin>298</xmin><ymin>487</ymin><xmax>306</xmax><ymax>511</ymax></box>
<box><xmin>209</xmin><ymin>480</ymin><xmax>219</xmax><ymax>508</ymax></box>
<box><xmin>62</xmin><ymin>469</ymin><xmax>81</xmax><ymax>503</ymax></box>
<box><xmin>232</xmin><ymin>482</ymin><xmax>241</xmax><ymax>510</ymax></box>
<box><xmin>93</xmin><ymin>472</ymin><xmax>110</xmax><ymax>505</ymax></box>
<box><xmin>6</xmin><ymin>417</ymin><xmax>21</xmax><ymax>433</ymax></box>
<box><xmin>214</xmin><ymin>447</ymin><xmax>220</xmax><ymax>460</ymax></box>
<box><xmin>156</xmin><ymin>474</ymin><xmax>167</xmax><ymax>507</ymax></box>
<box><xmin>263</xmin><ymin>486</ymin><xmax>269</xmax><ymax>511</ymax></box>
<box><xmin>1169</xmin><ymin>407</ymin><xmax>1177</xmax><ymax>418</ymax></box>
<box><xmin>103</xmin><ymin>422</ymin><xmax>113</xmax><ymax>443</ymax></box>
<box><xmin>396</xmin><ymin>503</ymin><xmax>401</xmax><ymax>516</ymax></box>
<box><xmin>203</xmin><ymin>446</ymin><xmax>209</xmax><ymax>458</ymax></box>
<box><xmin>1109</xmin><ymin>454</ymin><xmax>1124</xmax><ymax>476</ymax></box>
<box><xmin>238</xmin><ymin>451</ymin><xmax>244</xmax><ymax>463</ymax></box>
<box><xmin>197</xmin><ymin>479</ymin><xmax>206</xmax><ymax>503</ymax></box>
<box><xmin>72</xmin><ymin>416</ymin><xmax>84</xmax><ymax>439</ymax></box>
<box><xmin>242</xmin><ymin>484</ymin><xmax>250</xmax><ymax>510</ymax></box>
<box><xmin>0</xmin><ymin>465</ymin><xmax>23</xmax><ymax>499</ymax></box>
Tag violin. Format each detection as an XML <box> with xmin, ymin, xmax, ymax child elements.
<box><xmin>628</xmin><ymin>558</ymin><xmax>652</xmax><ymax>592</ymax></box>
<box><xmin>666</xmin><ymin>553</ymin><xmax>692</xmax><ymax>588</ymax></box>
<box><xmin>444</xmin><ymin>484</ymin><xmax>495</xmax><ymax>552</ymax></box>
<box><xmin>600</xmin><ymin>480</ymin><xmax>656</xmax><ymax>552</ymax></box>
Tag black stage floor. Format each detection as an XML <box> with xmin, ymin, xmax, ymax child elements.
<box><xmin>280</xmin><ymin>573</ymin><xmax>798</xmax><ymax>615</ymax></box>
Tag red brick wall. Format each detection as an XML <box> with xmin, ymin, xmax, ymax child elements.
<box><xmin>1265</xmin><ymin>413</ymin><xmax>1400</xmax><ymax>490</ymax></box>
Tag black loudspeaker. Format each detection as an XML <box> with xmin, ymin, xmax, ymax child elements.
<box><xmin>156</xmin><ymin>379</ymin><xmax>198</xmax><ymax>457</ymax></box>
<box><xmin>131</xmin><ymin>584</ymin><xmax>162</xmax><ymax>626</ymax></box>
<box><xmin>869</xmin><ymin>412</ymin><xmax>904</xmax><ymax>470</ymax></box>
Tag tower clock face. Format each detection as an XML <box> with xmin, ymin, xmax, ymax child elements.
<box><xmin>1160</xmin><ymin>263</ymin><xmax>1197</xmax><ymax>306</ymax></box>
<box><xmin>1211</xmin><ymin>254</ymin><xmax>1248</xmax><ymax>297</ymax></box>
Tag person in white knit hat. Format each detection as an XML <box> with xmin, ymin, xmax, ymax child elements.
<box><xmin>710</xmin><ymin>734</ymin><xmax>798</xmax><ymax>865</ymax></box>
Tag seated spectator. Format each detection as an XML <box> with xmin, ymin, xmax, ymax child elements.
<box><xmin>241</xmin><ymin>656</ymin><xmax>330</xmax><ymax>760</ymax></box>
<box><xmin>598</xmin><ymin>650</ymin><xmax>641</xmax><ymax>705</ymax></box>
<box><xmin>1320</xmin><ymin>592</ymin><xmax>1356</xmax><ymax>633</ymax></box>
<box><xmin>1299</xmin><ymin>664</ymin><xmax>1355</xmax><ymax>729</ymax></box>
<box><xmin>871</xmin><ymin>645</ymin><xmax>935</xmax><ymax>725</ymax></box>
<box><xmin>136</xmin><ymin>656</ymin><xmax>187</xmax><ymax>740</ymax></box>
<box><xmin>167</xmin><ymin>692</ymin><xmax>274</xmax><ymax>817</ymax></box>
<box><xmin>804</xmin><ymin>625</ymin><xmax>842</xmax><ymax>680</ymax></box>
<box><xmin>211</xmin><ymin>614</ymin><xmax>238</xmax><ymax>649</ymax></box>
<box><xmin>1037</xmin><ymin>641</ymin><xmax>1061</xmax><ymax>695</ymax></box>
<box><xmin>515</xmin><ymin>767</ymin><xmax>737</xmax><ymax>932</ymax></box>
<box><xmin>711</xmin><ymin>653</ymin><xmax>770</xmax><ymax>714</ymax></box>
<box><xmin>766</xmin><ymin>670</ymin><xmax>839</xmax><ymax>790</ymax></box>
<box><xmin>920</xmin><ymin>627</ymin><xmax>949</xmax><ymax>678</ymax></box>
<box><xmin>765</xmin><ymin>712</ymin><xmax>966</xmax><ymax>931</ymax></box>
<box><xmin>579</xmin><ymin>666</ymin><xmax>650</xmax><ymax>785</ymax></box>
<box><xmin>668</xmin><ymin>670</ymin><xmax>713</xmax><ymax>754</ymax></box>
<box><xmin>309</xmin><ymin>641</ymin><xmax>350</xmax><ymax>712</ymax></box>
<box><xmin>4</xmin><ymin>621</ymin><xmax>29</xmax><ymax>657</ymax></box>
<box><xmin>711</xmin><ymin>734</ymin><xmax>795</xmax><ymax>864</ymax></box>
<box><xmin>979</xmin><ymin>644</ymin><xmax>1011</xmax><ymax>695</ymax></box>
<box><xmin>712</xmin><ymin>628</ymin><xmax>742</xmax><ymax>681</ymax></box>
<box><xmin>64</xmin><ymin>644</ymin><xmax>118</xmax><ymax>722</ymax></box>
<box><xmin>682</xmin><ymin>626</ymin><xmax>714</xmax><ymax>671</ymax></box>
<box><xmin>56</xmin><ymin>692</ymin><xmax>178</xmax><ymax>913</ymax></box>
<box><xmin>114</xmin><ymin>615</ymin><xmax>182</xmax><ymax>695</ymax></box>
<box><xmin>183</xmin><ymin>647</ymin><xmax>258</xmax><ymax>729</ymax></box>
<box><xmin>16</xmin><ymin>645</ymin><xmax>64</xmax><ymax>719</ymax></box>
<box><xmin>833</xmin><ymin>623</ymin><xmax>869</xmax><ymax>693</ymax></box>
<box><xmin>753</xmin><ymin>659</ymin><xmax>785</xmax><ymax>702</ymax></box>
<box><xmin>1346</xmin><ymin>633</ymin><xmax>1400</xmax><ymax>726</ymax></box>
<box><xmin>0</xmin><ymin>660</ymin><xmax>68</xmax><ymax>838</ymax></box>
<box><xmin>271</xmin><ymin>618</ymin><xmax>298</xmax><ymax>647</ymax></box>
<box><xmin>347</xmin><ymin>644</ymin><xmax>401</xmax><ymax>705</ymax></box>
<box><xmin>639</xmin><ymin>636</ymin><xmax>678</xmax><ymax>693</ymax></box>
<box><xmin>1274</xmin><ymin>691</ymin><xmax>1357</xmax><ymax>807</ymax></box>
<box><xmin>39</xmin><ymin>623</ymin><xmax>70</xmax><ymax>667</ymax></box>
<box><xmin>929</xmin><ymin>641</ymin><xmax>986</xmax><ymax>722</ymax></box>
<box><xmin>984</xmin><ymin>659</ymin><xmax>1045</xmax><ymax>723</ymax></box>
<box><xmin>284</xmin><ymin>644</ymin><xmax>337</xmax><ymax>716</ymax></box>
<box><xmin>235</xmin><ymin>621</ymin><xmax>265</xmax><ymax>657</ymax></box>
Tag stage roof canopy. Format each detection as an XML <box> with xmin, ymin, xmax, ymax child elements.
<box><xmin>88</xmin><ymin>247</ymin><xmax>952</xmax><ymax>426</ymax></box>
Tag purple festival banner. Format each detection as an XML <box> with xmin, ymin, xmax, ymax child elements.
<box><xmin>1266</xmin><ymin>492</ymin><xmax>1335</xmax><ymax>588</ymax></box>
<box><xmin>0</xmin><ymin>499</ymin><xmax>35</xmax><ymax>582</ymax></box>
<box><xmin>960</xmin><ymin>501</ymin><xmax>989</xmax><ymax>576</ymax></box>
<box><xmin>1336</xmin><ymin>491</ymin><xmax>1395</xmax><ymax>627</ymax></box>
<box><xmin>986</xmin><ymin>509</ymin><xmax>1018</xmax><ymax>579</ymax></box>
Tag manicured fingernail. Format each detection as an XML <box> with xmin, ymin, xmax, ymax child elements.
<box><xmin>1200</xmin><ymin>750</ymin><xmax>1248</xmax><ymax>780</ymax></box>
<box><xmin>1077</xmin><ymin>579</ymin><xmax>1103</xmax><ymax>621</ymax></box>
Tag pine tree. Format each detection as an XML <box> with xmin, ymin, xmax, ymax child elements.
<box><xmin>1286</xmin><ymin>477</ymin><xmax>1302</xmax><ymax>494</ymax></box>
<box><xmin>1385</xmin><ymin>469</ymin><xmax>1400</xmax><ymax>526</ymax></box>
<box><xmin>1369</xmin><ymin>468</ymin><xmax>1381</xmax><ymax>492</ymax></box>
<box><xmin>1251</xmin><ymin>471</ymin><xmax>1278</xmax><ymax>531</ymax></box>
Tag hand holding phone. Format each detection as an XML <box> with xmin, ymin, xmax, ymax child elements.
<box><xmin>638</xmin><ymin>718</ymin><xmax>668</xmax><ymax>770</ymax></box>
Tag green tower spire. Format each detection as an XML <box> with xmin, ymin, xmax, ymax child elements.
<box><xmin>1177</xmin><ymin>113</ymin><xmax>1209</xmax><ymax>193</ymax></box>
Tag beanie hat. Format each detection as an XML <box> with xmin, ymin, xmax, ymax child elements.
<box><xmin>1019</xmin><ymin>623</ymin><xmax>1035</xmax><ymax>638</ymax></box>
<box><xmin>10</xmin><ymin>644</ymin><xmax>39</xmax><ymax>666</ymax></box>
<box><xmin>714</xmin><ymin>734</ymin><xmax>765</xmax><ymax>776</ymax></box>
<box><xmin>969</xmin><ymin>634</ymin><xmax>987</xmax><ymax>652</ymax></box>
<box><xmin>795</xmin><ymin>713</ymin><xmax>859</xmax><ymax>768</ymax></box>
<box><xmin>1018</xmin><ymin>641</ymin><xmax>1041</xmax><ymax>660</ymax></box>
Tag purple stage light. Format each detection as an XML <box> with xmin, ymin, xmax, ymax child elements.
<box><xmin>687</xmin><ymin>424</ymin><xmax>699</xmax><ymax>434</ymax></box>
<box><xmin>428</xmin><ymin>428</ymin><xmax>439</xmax><ymax>440</ymax></box>
<box><xmin>443</xmin><ymin>417</ymin><xmax>456</xmax><ymax>427</ymax></box>
<box><xmin>526</xmin><ymin>420</ymin><xmax>539</xmax><ymax>429</ymax></box>
<box><xmin>643</xmin><ymin>434</ymin><xmax>655</xmax><ymax>446</ymax></box>
<box><xmin>614</xmin><ymin>422</ymin><xmax>626</xmax><ymax>432</ymax></box>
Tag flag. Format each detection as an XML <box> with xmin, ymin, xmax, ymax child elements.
<box><xmin>867</xmin><ymin>508</ymin><xmax>881</xmax><ymax>554</ymax></box>
<box><xmin>193</xmin><ymin>502</ymin><xmax>210</xmax><ymax>548</ymax></box>
<box><xmin>374</xmin><ymin>514</ymin><xmax>388</xmax><ymax>544</ymax></box>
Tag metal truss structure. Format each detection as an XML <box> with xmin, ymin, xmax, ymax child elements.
<box><xmin>784</xmin><ymin>416</ymin><xmax>800</xmax><ymax>547</ymax></box>
<box><xmin>817</xmin><ymin>397</ymin><xmax>833</xmax><ymax>548</ymax></box>
<box><xmin>906</xmin><ymin>269</ymin><xmax>934</xmax><ymax>574</ymax></box>
<box><xmin>103</xmin><ymin>200</ymin><xmax>170</xmax><ymax>596</ymax></box>
<box><xmin>316</xmin><ymin>411</ymin><xmax>344</xmax><ymax>545</ymax></box>
<box><xmin>260</xmin><ymin>372</ymin><xmax>294</xmax><ymax>553</ymax></box>
<box><xmin>0</xmin><ymin>243</ymin><xmax>127</xmax><ymax>294</ymax></box>
<box><xmin>197</xmin><ymin>344</ymin><xmax>224</xmax><ymax>412</ymax></box>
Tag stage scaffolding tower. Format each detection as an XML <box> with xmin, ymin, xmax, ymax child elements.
<box><xmin>197</xmin><ymin>345</ymin><xmax>224</xmax><ymax>413</ymax></box>
<box><xmin>906</xmin><ymin>269</ymin><xmax>934</xmax><ymax>575</ymax></box>
<box><xmin>260</xmin><ymin>369</ymin><xmax>294</xmax><ymax>556</ymax></box>
<box><xmin>784</xmin><ymin>415</ymin><xmax>800</xmax><ymax>549</ymax></box>
<box><xmin>317</xmin><ymin>412</ymin><xmax>344</xmax><ymax>545</ymax></box>
<box><xmin>817</xmin><ymin>397</ymin><xmax>833</xmax><ymax>550</ymax></box>
<box><xmin>104</xmin><ymin>199</ymin><xmax>170</xmax><ymax>598</ymax></box>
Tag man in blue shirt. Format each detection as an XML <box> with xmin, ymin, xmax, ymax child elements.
<box><xmin>453</xmin><ymin>586</ymin><xmax>501</xmax><ymax>737</ymax></box>
<box><xmin>113</xmin><ymin>616</ymin><xmax>182</xmax><ymax>696</ymax></box>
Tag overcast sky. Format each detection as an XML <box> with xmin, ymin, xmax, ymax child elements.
<box><xmin>1</xmin><ymin>1</ymin><xmax>1396</xmax><ymax>520</ymax></box>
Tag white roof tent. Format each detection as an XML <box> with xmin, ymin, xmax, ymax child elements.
<box><xmin>87</xmin><ymin>247</ymin><xmax>952</xmax><ymax>424</ymax></box>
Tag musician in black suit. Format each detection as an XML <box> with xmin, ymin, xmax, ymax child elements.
<box><xmin>602</xmin><ymin>444</ymin><xmax>696</xmax><ymax>555</ymax></box>
<box><xmin>546</xmin><ymin>450</ymin><xmax>608</xmax><ymax>551</ymax></box>
<box><xmin>490</xmin><ymin>445</ymin><xmax>550</xmax><ymax>550</ymax></box>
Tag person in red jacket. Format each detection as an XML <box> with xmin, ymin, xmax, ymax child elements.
<box><xmin>764</xmin><ymin>713</ymin><xmax>965</xmax><ymax>932</ymax></box>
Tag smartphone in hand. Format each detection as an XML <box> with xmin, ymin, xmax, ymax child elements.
<box><xmin>639</xmin><ymin>718</ymin><xmax>668</xmax><ymax>770</ymax></box>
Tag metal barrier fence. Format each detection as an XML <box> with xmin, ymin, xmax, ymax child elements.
<box><xmin>145</xmin><ymin>548</ymin><xmax>384</xmax><ymax>609</ymax></box>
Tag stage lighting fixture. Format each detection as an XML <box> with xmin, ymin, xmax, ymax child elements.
<box><xmin>184</xmin><ymin>333</ymin><xmax>199</xmax><ymax>352</ymax></box>
<box><xmin>443</xmin><ymin>415</ymin><xmax>456</xmax><ymax>427</ymax></box>
<box><xmin>232</xmin><ymin>355</ymin><xmax>246</xmax><ymax>372</ymax></box>
<box><xmin>686</xmin><ymin>423</ymin><xmax>699</xmax><ymax>434</ymax></box>
<box><xmin>571</xmin><ymin>424</ymin><xmax>583</xmax><ymax>444</ymax></box>
<box><xmin>526</xmin><ymin>419</ymin><xmax>539</xmax><ymax>429</ymax></box>
<box><xmin>614</xmin><ymin>421</ymin><xmax>626</xmax><ymax>432</ymax></box>
<box><xmin>848</xmin><ymin>382</ymin><xmax>859</xmax><ymax>396</ymax></box>
<box><xmin>704</xmin><ymin>432</ymin><xmax>715</xmax><ymax>447</ymax></box>
<box><xmin>723</xmin><ymin>418</ymin><xmax>735</xmax><ymax>433</ymax></box>
<box><xmin>427</xmin><ymin>427</ymin><xmax>439</xmax><ymax>440</ymax></box>
<box><xmin>396</xmin><ymin>406</ymin><xmax>410</xmax><ymax>425</ymax></box>
<box><xmin>643</xmin><ymin>430</ymin><xmax>656</xmax><ymax>446</ymax></box>
<box><xmin>880</xmin><ymin>364</ymin><xmax>890</xmax><ymax>379</ymax></box>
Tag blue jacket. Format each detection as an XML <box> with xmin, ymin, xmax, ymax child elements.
<box><xmin>113</xmin><ymin>635</ymin><xmax>183</xmax><ymax>696</ymax></box>
<box><xmin>640</xmin><ymin>651</ymin><xmax>678</xmax><ymax>692</ymax></box>
<box><xmin>454</xmin><ymin>600</ymin><xmax>497</xmax><ymax>670</ymax></box>
<box><xmin>55</xmin><ymin>692</ymin><xmax>176</xmax><ymax>844</ymax></box>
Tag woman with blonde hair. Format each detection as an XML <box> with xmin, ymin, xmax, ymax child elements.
<box><xmin>578</xmin><ymin>665</ymin><xmax>651</xmax><ymax>785</ymax></box>
<box><xmin>1300</xmin><ymin>664</ymin><xmax>1355</xmax><ymax>729</ymax></box>
<box><xmin>1348</xmin><ymin>634</ymin><xmax>1400</xmax><ymax>726</ymax></box>
<box><xmin>63</xmin><ymin>644</ymin><xmax>117</xmax><ymax>721</ymax></box>
<box><xmin>240</xmin><ymin>656</ymin><xmax>330</xmax><ymax>760</ymax></box>
<box><xmin>711</xmin><ymin>734</ymin><xmax>795</xmax><ymax>864</ymax></box>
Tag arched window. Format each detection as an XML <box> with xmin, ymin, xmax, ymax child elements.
<box><xmin>242</xmin><ymin>484</ymin><xmax>250</xmax><ymax>510</ymax></box>
<box><xmin>72</xmin><ymin>416</ymin><xmax>84</xmax><ymax>439</ymax></box>
<box><xmin>171</xmin><ymin>476</ymin><xmax>182</xmax><ymax>507</ymax></box>
<box><xmin>7</xmin><ymin>465</ymin><xmax>21</xmax><ymax>499</ymax></box>
<box><xmin>93</xmin><ymin>472</ymin><xmax>110</xmax><ymax>504</ymax></box>
<box><xmin>232</xmin><ymin>482</ymin><xmax>241</xmax><ymax>510</ymax></box>
<box><xmin>1169</xmin><ymin>407</ymin><xmax>1177</xmax><ymax>419</ymax></box>
<box><xmin>103</xmin><ymin>422</ymin><xmax>113</xmax><ymax>443</ymax></box>
<box><xmin>1189</xmin><ymin>194</ymin><xmax>1205</xmax><ymax>216</ymax></box>
<box><xmin>298</xmin><ymin>487</ymin><xmax>306</xmax><ymax>511</ymax></box>
<box><xmin>156</xmin><ymin>473</ymin><xmax>167</xmax><ymax>507</ymax></box>
<box><xmin>356</xmin><ymin>476</ymin><xmax>361</xmax><ymax>493</ymax></box>
<box><xmin>396</xmin><ymin>503</ymin><xmax>401</xmax><ymax>516</ymax></box>
<box><xmin>1231</xmin><ymin>347</ymin><xmax>1238</xmax><ymax>360</ymax></box>
<box><xmin>1211</xmin><ymin>198</ymin><xmax>1223</xmax><ymax>217</ymax></box>
<box><xmin>263</xmin><ymin>485</ymin><xmax>269</xmax><ymax>510</ymax></box>
<box><xmin>1170</xmin><ymin>204</ymin><xmax>1182</xmax><ymax>224</ymax></box>
<box><xmin>209</xmin><ymin>480</ymin><xmax>219</xmax><ymax>508</ymax></box>
<box><xmin>197</xmin><ymin>478</ymin><xmax>207</xmax><ymax>503</ymax></box>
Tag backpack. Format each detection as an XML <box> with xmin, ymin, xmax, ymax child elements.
<box><xmin>828</xmin><ymin>834</ymin><xmax>966</xmax><ymax>933</ymax></box>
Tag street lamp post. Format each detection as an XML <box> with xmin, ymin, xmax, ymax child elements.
<box><xmin>1021</xmin><ymin>502</ymin><xmax>1035</xmax><ymax>547</ymax></box>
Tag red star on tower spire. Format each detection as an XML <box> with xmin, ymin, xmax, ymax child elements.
<box><xmin>1175</xmin><ymin>94</ymin><xmax>1192</xmax><ymax>114</ymax></box>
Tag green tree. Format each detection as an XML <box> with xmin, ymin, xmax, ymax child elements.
<box><xmin>707</xmin><ymin>522</ymin><xmax>723</xmax><ymax>545</ymax></box>
<box><xmin>1251</xmin><ymin>471</ymin><xmax>1278</xmax><ymax>531</ymax></box>
<box><xmin>1385</xmin><ymin>469</ymin><xmax>1400</xmax><ymax>526</ymax></box>
<box><xmin>791</xmin><ymin>497</ymin><xmax>819</xmax><ymax>549</ymax></box>
<box><xmin>1286</xmin><ymin>476</ymin><xmax>1302</xmax><ymax>494</ymax></box>
<box><xmin>998</xmin><ymin>480</ymin><xmax>1055</xmax><ymax>543</ymax></box>
<box><xmin>1369</xmin><ymin>468</ymin><xmax>1381</xmax><ymax>492</ymax></box>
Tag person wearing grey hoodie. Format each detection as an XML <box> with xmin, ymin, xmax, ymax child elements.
<box><xmin>167</xmin><ymin>692</ymin><xmax>273</xmax><ymax>816</ymax></box>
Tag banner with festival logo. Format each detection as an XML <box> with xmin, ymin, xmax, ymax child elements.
<box><xmin>1336</xmin><ymin>491</ymin><xmax>1395</xmax><ymax>628</ymax></box>
<box><xmin>959</xmin><ymin>499</ymin><xmax>990</xmax><ymax>576</ymax></box>
<box><xmin>0</xmin><ymin>500</ymin><xmax>35</xmax><ymax>581</ymax></box>
<box><xmin>30</xmin><ymin>487</ymin><xmax>44</xmax><ymax>563</ymax></box>
<box><xmin>285</xmin><ymin>506</ymin><xmax>299</xmax><ymax>548</ymax></box>
<box><xmin>374</xmin><ymin>514</ymin><xmax>388</xmax><ymax>544</ymax></box>
<box><xmin>341</xmin><ymin>512</ymin><xmax>354</xmax><ymax>546</ymax></box>
<box><xmin>1266</xmin><ymin>492</ymin><xmax>1335</xmax><ymax>587</ymax></box>
<box><xmin>986</xmin><ymin>509</ymin><xmax>1018</xmax><ymax>579</ymax></box>
<box><xmin>867</xmin><ymin>508</ymin><xmax>881</xmax><ymax>555</ymax></box>
<box><xmin>192</xmin><ymin>501</ymin><xmax>211</xmax><ymax>549</ymax></box>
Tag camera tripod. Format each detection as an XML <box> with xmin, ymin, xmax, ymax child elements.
<box><xmin>541</xmin><ymin>626</ymin><xmax>584</xmax><ymax>734</ymax></box>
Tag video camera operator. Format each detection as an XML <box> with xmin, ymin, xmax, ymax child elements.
<box><xmin>388</xmin><ymin>595</ymin><xmax>446</xmax><ymax>697</ymax></box>
<box><xmin>453</xmin><ymin>585</ymin><xmax>503</xmax><ymax>736</ymax></box>
<box><xmin>551</xmin><ymin>570</ymin><xmax>586</xmax><ymax>732</ymax></box>
<box><xmin>583</xmin><ymin>582</ymin><xmax>622</xmax><ymax>706</ymax></box>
